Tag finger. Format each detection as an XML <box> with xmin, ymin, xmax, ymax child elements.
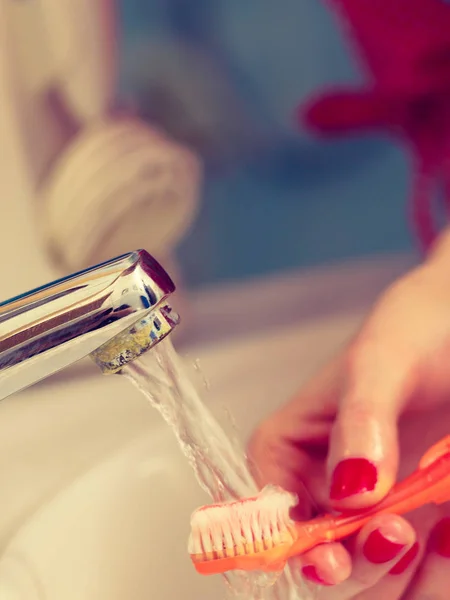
<box><xmin>356</xmin><ymin>505</ymin><xmax>441</xmax><ymax>600</ymax></box>
<box><xmin>248</xmin><ymin>354</ymin><xmax>345</xmax><ymax>514</ymax></box>
<box><xmin>353</xmin><ymin>542</ymin><xmax>422</xmax><ymax>600</ymax></box>
<box><xmin>290</xmin><ymin>542</ymin><xmax>351</xmax><ymax>588</ymax></box>
<box><xmin>248</xmin><ymin>416</ymin><xmax>320</xmax><ymax>519</ymax></box>
<box><xmin>327</xmin><ymin>318</ymin><xmax>419</xmax><ymax>509</ymax></box>
<box><xmin>313</xmin><ymin>514</ymin><xmax>417</xmax><ymax>599</ymax></box>
<box><xmin>403</xmin><ymin>517</ymin><xmax>450</xmax><ymax>600</ymax></box>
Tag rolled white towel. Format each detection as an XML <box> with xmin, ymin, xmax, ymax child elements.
<box><xmin>39</xmin><ymin>116</ymin><xmax>202</xmax><ymax>273</ymax></box>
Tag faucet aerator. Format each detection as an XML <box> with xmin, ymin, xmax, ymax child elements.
<box><xmin>0</xmin><ymin>250</ymin><xmax>178</xmax><ymax>400</ymax></box>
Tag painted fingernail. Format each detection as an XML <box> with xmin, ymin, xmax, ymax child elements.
<box><xmin>330</xmin><ymin>458</ymin><xmax>378</xmax><ymax>501</ymax></box>
<box><xmin>301</xmin><ymin>565</ymin><xmax>332</xmax><ymax>586</ymax></box>
<box><xmin>428</xmin><ymin>517</ymin><xmax>450</xmax><ymax>558</ymax></box>
<box><xmin>363</xmin><ymin>529</ymin><xmax>406</xmax><ymax>564</ymax></box>
<box><xmin>389</xmin><ymin>542</ymin><xmax>419</xmax><ymax>575</ymax></box>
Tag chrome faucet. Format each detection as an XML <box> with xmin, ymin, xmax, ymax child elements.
<box><xmin>0</xmin><ymin>250</ymin><xmax>179</xmax><ymax>401</ymax></box>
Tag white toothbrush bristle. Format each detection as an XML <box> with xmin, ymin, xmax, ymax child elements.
<box><xmin>188</xmin><ymin>485</ymin><xmax>298</xmax><ymax>561</ymax></box>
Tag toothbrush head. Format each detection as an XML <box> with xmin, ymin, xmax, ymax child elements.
<box><xmin>188</xmin><ymin>486</ymin><xmax>299</xmax><ymax>575</ymax></box>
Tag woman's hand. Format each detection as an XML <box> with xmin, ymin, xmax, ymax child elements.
<box><xmin>249</xmin><ymin>234</ymin><xmax>450</xmax><ymax>598</ymax></box>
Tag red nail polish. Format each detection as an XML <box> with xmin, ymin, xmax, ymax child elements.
<box><xmin>301</xmin><ymin>565</ymin><xmax>332</xmax><ymax>586</ymax></box>
<box><xmin>363</xmin><ymin>529</ymin><xmax>405</xmax><ymax>564</ymax></box>
<box><xmin>330</xmin><ymin>458</ymin><xmax>378</xmax><ymax>501</ymax></box>
<box><xmin>389</xmin><ymin>542</ymin><xmax>419</xmax><ymax>575</ymax></box>
<box><xmin>428</xmin><ymin>517</ymin><xmax>450</xmax><ymax>558</ymax></box>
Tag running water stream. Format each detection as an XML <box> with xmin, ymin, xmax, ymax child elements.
<box><xmin>121</xmin><ymin>338</ymin><xmax>315</xmax><ymax>600</ymax></box>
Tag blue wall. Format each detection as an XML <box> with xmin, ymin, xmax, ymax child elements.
<box><xmin>118</xmin><ymin>0</ymin><xmax>415</xmax><ymax>288</ymax></box>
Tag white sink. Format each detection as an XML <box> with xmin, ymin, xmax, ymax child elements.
<box><xmin>0</xmin><ymin>256</ymin><xmax>414</xmax><ymax>600</ymax></box>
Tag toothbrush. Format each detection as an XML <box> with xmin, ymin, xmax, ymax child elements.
<box><xmin>188</xmin><ymin>434</ymin><xmax>450</xmax><ymax>575</ymax></box>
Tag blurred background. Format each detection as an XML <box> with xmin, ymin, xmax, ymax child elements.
<box><xmin>118</xmin><ymin>0</ymin><xmax>413</xmax><ymax>288</ymax></box>
<box><xmin>1</xmin><ymin>0</ymin><xmax>417</xmax><ymax>296</ymax></box>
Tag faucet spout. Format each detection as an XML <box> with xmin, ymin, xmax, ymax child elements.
<box><xmin>0</xmin><ymin>250</ymin><xmax>179</xmax><ymax>401</ymax></box>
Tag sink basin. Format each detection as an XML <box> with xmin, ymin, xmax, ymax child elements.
<box><xmin>0</xmin><ymin>256</ymin><xmax>413</xmax><ymax>600</ymax></box>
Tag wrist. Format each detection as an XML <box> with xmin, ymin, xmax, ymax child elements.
<box><xmin>427</xmin><ymin>227</ymin><xmax>450</xmax><ymax>270</ymax></box>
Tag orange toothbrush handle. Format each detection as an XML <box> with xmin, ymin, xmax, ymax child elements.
<box><xmin>290</xmin><ymin>435</ymin><xmax>450</xmax><ymax>556</ymax></box>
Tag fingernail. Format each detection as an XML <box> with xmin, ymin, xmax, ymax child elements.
<box><xmin>389</xmin><ymin>542</ymin><xmax>419</xmax><ymax>575</ymax></box>
<box><xmin>301</xmin><ymin>565</ymin><xmax>332</xmax><ymax>586</ymax></box>
<box><xmin>363</xmin><ymin>529</ymin><xmax>406</xmax><ymax>564</ymax></box>
<box><xmin>330</xmin><ymin>458</ymin><xmax>378</xmax><ymax>500</ymax></box>
<box><xmin>428</xmin><ymin>517</ymin><xmax>450</xmax><ymax>558</ymax></box>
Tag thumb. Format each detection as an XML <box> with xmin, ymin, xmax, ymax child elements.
<box><xmin>327</xmin><ymin>338</ymin><xmax>416</xmax><ymax>510</ymax></box>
